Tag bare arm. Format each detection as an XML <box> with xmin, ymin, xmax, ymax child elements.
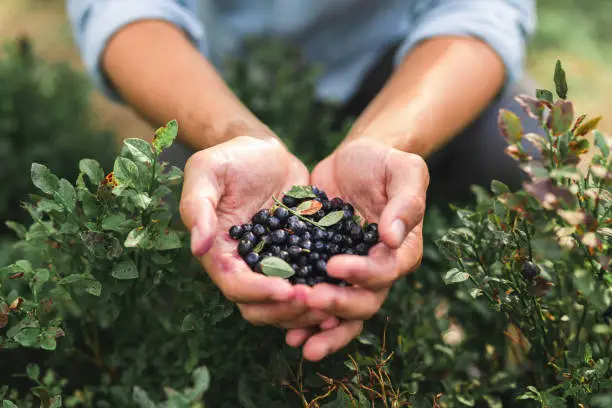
<box><xmin>343</xmin><ymin>36</ymin><xmax>505</xmax><ymax>158</ymax></box>
<box><xmin>102</xmin><ymin>20</ymin><xmax>274</xmax><ymax>150</ymax></box>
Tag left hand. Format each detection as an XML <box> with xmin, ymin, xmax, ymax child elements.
<box><xmin>285</xmin><ymin>138</ymin><xmax>429</xmax><ymax>361</ymax></box>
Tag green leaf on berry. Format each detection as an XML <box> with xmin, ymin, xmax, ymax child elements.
<box><xmin>317</xmin><ymin>211</ymin><xmax>344</xmax><ymax>227</ymax></box>
<box><xmin>260</xmin><ymin>256</ymin><xmax>295</xmax><ymax>278</ymax></box>
<box><xmin>284</xmin><ymin>185</ymin><xmax>317</xmax><ymax>199</ymax></box>
<box><xmin>253</xmin><ymin>240</ymin><xmax>266</xmax><ymax>254</ymax></box>
<box><xmin>296</xmin><ymin>200</ymin><xmax>322</xmax><ymax>215</ymax></box>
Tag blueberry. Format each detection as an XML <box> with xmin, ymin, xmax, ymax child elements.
<box><xmin>291</xmin><ymin>220</ymin><xmax>307</xmax><ymax>235</ymax></box>
<box><xmin>297</xmin><ymin>266</ymin><xmax>310</xmax><ymax>278</ymax></box>
<box><xmin>253</xmin><ymin>224</ymin><xmax>267</xmax><ymax>236</ymax></box>
<box><xmin>321</xmin><ymin>200</ymin><xmax>332</xmax><ymax>212</ymax></box>
<box><xmin>259</xmin><ymin>234</ymin><xmax>272</xmax><ymax>246</ymax></box>
<box><xmin>294</xmin><ymin>277</ymin><xmax>307</xmax><ymax>285</ymax></box>
<box><xmin>229</xmin><ymin>225</ymin><xmax>243</xmax><ymax>240</ymax></box>
<box><xmin>313</xmin><ymin>229</ymin><xmax>327</xmax><ymax>241</ymax></box>
<box><xmin>344</xmin><ymin>248</ymin><xmax>355</xmax><ymax>255</ymax></box>
<box><xmin>522</xmin><ymin>261</ymin><xmax>540</xmax><ymax>280</ymax></box>
<box><xmin>330</xmin><ymin>197</ymin><xmax>343</xmax><ymax>210</ymax></box>
<box><xmin>282</xmin><ymin>196</ymin><xmax>298</xmax><ymax>207</ymax></box>
<box><xmin>366</xmin><ymin>223</ymin><xmax>378</xmax><ymax>233</ymax></box>
<box><xmin>332</xmin><ymin>234</ymin><xmax>344</xmax><ymax>245</ymax></box>
<box><xmin>342</xmin><ymin>203</ymin><xmax>355</xmax><ymax>217</ymax></box>
<box><xmin>267</xmin><ymin>216</ymin><xmax>281</xmax><ymax>230</ymax></box>
<box><xmin>301</xmin><ymin>231</ymin><xmax>312</xmax><ymax>241</ymax></box>
<box><xmin>301</xmin><ymin>240</ymin><xmax>312</xmax><ymax>251</ymax></box>
<box><xmin>260</xmin><ymin>251</ymin><xmax>273</xmax><ymax>258</ymax></box>
<box><xmin>288</xmin><ymin>215</ymin><xmax>299</xmax><ymax>224</ymax></box>
<box><xmin>254</xmin><ymin>263</ymin><xmax>263</xmax><ymax>273</ymax></box>
<box><xmin>349</xmin><ymin>225</ymin><xmax>363</xmax><ymax>242</ymax></box>
<box><xmin>279</xmin><ymin>250</ymin><xmax>290</xmax><ymax>261</ymax></box>
<box><xmin>306</xmin><ymin>277</ymin><xmax>317</xmax><ymax>287</ymax></box>
<box><xmin>271</xmin><ymin>245</ymin><xmax>282</xmax><ymax>256</ymax></box>
<box><xmin>313</xmin><ymin>241</ymin><xmax>326</xmax><ymax>252</ymax></box>
<box><xmin>244</xmin><ymin>252</ymin><xmax>259</xmax><ymax>268</ymax></box>
<box><xmin>271</xmin><ymin>229</ymin><xmax>288</xmax><ymax>244</ymax></box>
<box><xmin>355</xmin><ymin>243</ymin><xmax>368</xmax><ymax>255</ymax></box>
<box><xmin>273</xmin><ymin>207</ymin><xmax>290</xmax><ymax>222</ymax></box>
<box><xmin>238</xmin><ymin>240</ymin><xmax>253</xmax><ymax>256</ymax></box>
<box><xmin>320</xmin><ymin>253</ymin><xmax>329</xmax><ymax>261</ymax></box>
<box><xmin>326</xmin><ymin>230</ymin><xmax>335</xmax><ymax>241</ymax></box>
<box><xmin>252</xmin><ymin>209</ymin><xmax>269</xmax><ymax>225</ymax></box>
<box><xmin>241</xmin><ymin>224</ymin><xmax>253</xmax><ymax>233</ymax></box>
<box><xmin>329</xmin><ymin>244</ymin><xmax>341</xmax><ymax>255</ymax></box>
<box><xmin>342</xmin><ymin>220</ymin><xmax>356</xmax><ymax>234</ymax></box>
<box><xmin>288</xmin><ymin>245</ymin><xmax>302</xmax><ymax>257</ymax></box>
<box><xmin>287</xmin><ymin>234</ymin><xmax>300</xmax><ymax>246</ymax></box>
<box><xmin>315</xmin><ymin>259</ymin><xmax>327</xmax><ymax>273</ymax></box>
<box><xmin>343</xmin><ymin>236</ymin><xmax>354</xmax><ymax>247</ymax></box>
<box><xmin>363</xmin><ymin>231</ymin><xmax>378</xmax><ymax>246</ymax></box>
<box><xmin>297</xmin><ymin>256</ymin><xmax>309</xmax><ymax>267</ymax></box>
<box><xmin>308</xmin><ymin>252</ymin><xmax>321</xmax><ymax>262</ymax></box>
<box><xmin>311</xmin><ymin>186</ymin><xmax>321</xmax><ymax>195</ymax></box>
<box><xmin>315</xmin><ymin>210</ymin><xmax>326</xmax><ymax>219</ymax></box>
<box><xmin>291</xmin><ymin>263</ymin><xmax>299</xmax><ymax>272</ymax></box>
<box><xmin>242</xmin><ymin>232</ymin><xmax>257</xmax><ymax>243</ymax></box>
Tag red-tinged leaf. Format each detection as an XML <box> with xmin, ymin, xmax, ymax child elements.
<box><xmin>515</xmin><ymin>94</ymin><xmax>548</xmax><ymax>120</ymax></box>
<box><xmin>574</xmin><ymin>116</ymin><xmax>602</xmax><ymax>137</ymax></box>
<box><xmin>296</xmin><ymin>200</ymin><xmax>322</xmax><ymax>216</ymax></box>
<box><xmin>524</xmin><ymin>133</ymin><xmax>549</xmax><ymax>153</ymax></box>
<box><xmin>568</xmin><ymin>138</ymin><xmax>590</xmax><ymax>155</ymax></box>
<box><xmin>498</xmin><ymin>109</ymin><xmax>523</xmax><ymax>143</ymax></box>
<box><xmin>9</xmin><ymin>297</ymin><xmax>23</xmax><ymax>311</ymax></box>
<box><xmin>546</xmin><ymin>100</ymin><xmax>574</xmax><ymax>136</ymax></box>
<box><xmin>524</xmin><ymin>179</ymin><xmax>576</xmax><ymax>209</ymax></box>
<box><xmin>505</xmin><ymin>145</ymin><xmax>531</xmax><ymax>162</ymax></box>
<box><xmin>571</xmin><ymin>114</ymin><xmax>587</xmax><ymax>132</ymax></box>
<box><xmin>0</xmin><ymin>303</ymin><xmax>8</xmax><ymax>329</ymax></box>
<box><xmin>9</xmin><ymin>272</ymin><xmax>24</xmax><ymax>279</ymax></box>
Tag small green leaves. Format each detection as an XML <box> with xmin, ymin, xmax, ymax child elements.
<box><xmin>490</xmin><ymin>180</ymin><xmax>510</xmax><ymax>195</ymax></box>
<box><xmin>536</xmin><ymin>89</ymin><xmax>554</xmax><ymax>103</ymax></box>
<box><xmin>153</xmin><ymin>119</ymin><xmax>178</xmax><ymax>152</ymax></box>
<box><xmin>55</xmin><ymin>179</ymin><xmax>76</xmax><ymax>212</ymax></box>
<box><xmin>284</xmin><ymin>185</ymin><xmax>317</xmax><ymax>199</ymax></box>
<box><xmin>3</xmin><ymin>400</ymin><xmax>18</xmax><ymax>408</ymax></box>
<box><xmin>125</xmin><ymin>227</ymin><xmax>147</xmax><ymax>248</ymax></box>
<box><xmin>124</xmin><ymin>138</ymin><xmax>155</xmax><ymax>163</ymax></box>
<box><xmin>113</xmin><ymin>157</ymin><xmax>139</xmax><ymax>186</ymax></box>
<box><xmin>594</xmin><ymin>131</ymin><xmax>610</xmax><ymax>158</ymax></box>
<box><xmin>31</xmin><ymin>163</ymin><xmax>59</xmax><ymax>195</ymax></box>
<box><xmin>296</xmin><ymin>199</ymin><xmax>322</xmax><ymax>215</ymax></box>
<box><xmin>554</xmin><ymin>60</ymin><xmax>568</xmax><ymax>99</ymax></box>
<box><xmin>79</xmin><ymin>159</ymin><xmax>105</xmax><ymax>185</ymax></box>
<box><xmin>112</xmin><ymin>260</ymin><xmax>139</xmax><ymax>280</ymax></box>
<box><xmin>260</xmin><ymin>256</ymin><xmax>295</xmax><ymax>278</ymax></box>
<box><xmin>253</xmin><ymin>240</ymin><xmax>266</xmax><ymax>254</ymax></box>
<box><xmin>546</xmin><ymin>100</ymin><xmax>574</xmax><ymax>136</ymax></box>
<box><xmin>443</xmin><ymin>268</ymin><xmax>470</xmax><ymax>285</ymax></box>
<box><xmin>498</xmin><ymin>109</ymin><xmax>523</xmax><ymax>143</ymax></box>
<box><xmin>13</xmin><ymin>327</ymin><xmax>40</xmax><ymax>347</ymax></box>
<box><xmin>317</xmin><ymin>211</ymin><xmax>344</xmax><ymax>227</ymax></box>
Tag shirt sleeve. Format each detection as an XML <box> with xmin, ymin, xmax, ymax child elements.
<box><xmin>66</xmin><ymin>0</ymin><xmax>207</xmax><ymax>102</ymax></box>
<box><xmin>394</xmin><ymin>0</ymin><xmax>536</xmax><ymax>86</ymax></box>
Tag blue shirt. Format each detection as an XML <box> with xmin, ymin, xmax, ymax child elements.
<box><xmin>67</xmin><ymin>0</ymin><xmax>536</xmax><ymax>104</ymax></box>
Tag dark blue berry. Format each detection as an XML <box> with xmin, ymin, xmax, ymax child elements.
<box><xmin>311</xmin><ymin>186</ymin><xmax>321</xmax><ymax>195</ymax></box>
<box><xmin>271</xmin><ymin>245</ymin><xmax>282</xmax><ymax>256</ymax></box>
<box><xmin>252</xmin><ymin>209</ymin><xmax>269</xmax><ymax>225</ymax></box>
<box><xmin>297</xmin><ymin>266</ymin><xmax>310</xmax><ymax>278</ymax></box>
<box><xmin>291</xmin><ymin>263</ymin><xmax>299</xmax><ymax>272</ymax></box>
<box><xmin>301</xmin><ymin>240</ymin><xmax>312</xmax><ymax>251</ymax></box>
<box><xmin>306</xmin><ymin>277</ymin><xmax>317</xmax><ymax>286</ymax></box>
<box><xmin>267</xmin><ymin>216</ymin><xmax>281</xmax><ymax>230</ymax></box>
<box><xmin>342</xmin><ymin>203</ymin><xmax>354</xmax><ymax>217</ymax></box>
<box><xmin>259</xmin><ymin>234</ymin><xmax>272</xmax><ymax>246</ymax></box>
<box><xmin>279</xmin><ymin>250</ymin><xmax>290</xmax><ymax>261</ymax></box>
<box><xmin>330</xmin><ymin>197</ymin><xmax>343</xmax><ymax>210</ymax></box>
<box><xmin>294</xmin><ymin>277</ymin><xmax>307</xmax><ymax>285</ymax></box>
<box><xmin>315</xmin><ymin>259</ymin><xmax>327</xmax><ymax>273</ymax></box>
<box><xmin>308</xmin><ymin>252</ymin><xmax>321</xmax><ymax>262</ymax></box>
<box><xmin>229</xmin><ymin>225</ymin><xmax>243</xmax><ymax>239</ymax></box>
<box><xmin>244</xmin><ymin>252</ymin><xmax>259</xmax><ymax>268</ymax></box>
<box><xmin>253</xmin><ymin>224</ymin><xmax>266</xmax><ymax>236</ymax></box>
<box><xmin>287</xmin><ymin>215</ymin><xmax>299</xmax><ymax>224</ymax></box>
<box><xmin>320</xmin><ymin>252</ymin><xmax>329</xmax><ymax>261</ymax></box>
<box><xmin>522</xmin><ymin>261</ymin><xmax>540</xmax><ymax>280</ymax></box>
<box><xmin>241</xmin><ymin>224</ymin><xmax>253</xmax><ymax>233</ymax></box>
<box><xmin>274</xmin><ymin>207</ymin><xmax>290</xmax><ymax>221</ymax></box>
<box><xmin>363</xmin><ymin>231</ymin><xmax>378</xmax><ymax>246</ymax></box>
<box><xmin>315</xmin><ymin>210</ymin><xmax>325</xmax><ymax>219</ymax></box>
<box><xmin>301</xmin><ymin>231</ymin><xmax>312</xmax><ymax>241</ymax></box>
<box><xmin>329</xmin><ymin>244</ymin><xmax>341</xmax><ymax>255</ymax></box>
<box><xmin>238</xmin><ymin>240</ymin><xmax>253</xmax><ymax>256</ymax></box>
<box><xmin>282</xmin><ymin>196</ymin><xmax>298</xmax><ymax>207</ymax></box>
<box><xmin>355</xmin><ymin>243</ymin><xmax>368</xmax><ymax>255</ymax></box>
<box><xmin>332</xmin><ymin>234</ymin><xmax>344</xmax><ymax>245</ymax></box>
<box><xmin>366</xmin><ymin>223</ymin><xmax>378</xmax><ymax>233</ymax></box>
<box><xmin>349</xmin><ymin>225</ymin><xmax>363</xmax><ymax>242</ymax></box>
<box><xmin>291</xmin><ymin>220</ymin><xmax>307</xmax><ymax>235</ymax></box>
<box><xmin>288</xmin><ymin>245</ymin><xmax>302</xmax><ymax>257</ymax></box>
<box><xmin>260</xmin><ymin>251</ymin><xmax>273</xmax><ymax>258</ymax></box>
<box><xmin>297</xmin><ymin>256</ymin><xmax>309</xmax><ymax>267</ymax></box>
<box><xmin>271</xmin><ymin>229</ymin><xmax>288</xmax><ymax>244</ymax></box>
<box><xmin>313</xmin><ymin>229</ymin><xmax>327</xmax><ymax>241</ymax></box>
<box><xmin>322</xmin><ymin>200</ymin><xmax>332</xmax><ymax>211</ymax></box>
<box><xmin>287</xmin><ymin>234</ymin><xmax>300</xmax><ymax>246</ymax></box>
<box><xmin>313</xmin><ymin>241</ymin><xmax>326</xmax><ymax>252</ymax></box>
<box><xmin>242</xmin><ymin>232</ymin><xmax>257</xmax><ymax>243</ymax></box>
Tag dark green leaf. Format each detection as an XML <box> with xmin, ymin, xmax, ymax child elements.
<box><xmin>124</xmin><ymin>138</ymin><xmax>155</xmax><ymax>163</ymax></box>
<box><xmin>85</xmin><ymin>280</ymin><xmax>102</xmax><ymax>296</ymax></box>
<box><xmin>153</xmin><ymin>229</ymin><xmax>183</xmax><ymax>251</ymax></box>
<box><xmin>54</xmin><ymin>179</ymin><xmax>76</xmax><ymax>212</ymax></box>
<box><xmin>40</xmin><ymin>337</ymin><xmax>57</xmax><ymax>351</ymax></box>
<box><xmin>3</xmin><ymin>401</ymin><xmax>18</xmax><ymax>408</ymax></box>
<box><xmin>317</xmin><ymin>211</ymin><xmax>344</xmax><ymax>227</ymax></box>
<box><xmin>13</xmin><ymin>327</ymin><xmax>40</xmax><ymax>347</ymax></box>
<box><xmin>112</xmin><ymin>260</ymin><xmax>139</xmax><ymax>280</ymax></box>
<box><xmin>253</xmin><ymin>239</ymin><xmax>266</xmax><ymax>253</ymax></box>
<box><xmin>444</xmin><ymin>268</ymin><xmax>470</xmax><ymax>285</ymax></box>
<box><xmin>153</xmin><ymin>119</ymin><xmax>178</xmax><ymax>152</ymax></box>
<box><xmin>554</xmin><ymin>60</ymin><xmax>568</xmax><ymax>99</ymax></box>
<box><xmin>31</xmin><ymin>163</ymin><xmax>59</xmax><ymax>195</ymax></box>
<box><xmin>5</xmin><ymin>221</ymin><xmax>26</xmax><ymax>239</ymax></box>
<box><xmin>79</xmin><ymin>159</ymin><xmax>104</xmax><ymax>185</ymax></box>
<box><xmin>536</xmin><ymin>89</ymin><xmax>554</xmax><ymax>103</ymax></box>
<box><xmin>283</xmin><ymin>185</ymin><xmax>317</xmax><ymax>199</ymax></box>
<box><xmin>594</xmin><ymin>130</ymin><xmax>610</xmax><ymax>158</ymax></box>
<box><xmin>497</xmin><ymin>109</ymin><xmax>523</xmax><ymax>143</ymax></box>
<box><xmin>260</xmin><ymin>256</ymin><xmax>295</xmax><ymax>278</ymax></box>
<box><xmin>26</xmin><ymin>364</ymin><xmax>40</xmax><ymax>381</ymax></box>
<box><xmin>113</xmin><ymin>157</ymin><xmax>139</xmax><ymax>185</ymax></box>
<box><xmin>125</xmin><ymin>227</ymin><xmax>147</xmax><ymax>248</ymax></box>
<box><xmin>490</xmin><ymin>180</ymin><xmax>510</xmax><ymax>195</ymax></box>
<box><xmin>133</xmin><ymin>386</ymin><xmax>156</xmax><ymax>408</ymax></box>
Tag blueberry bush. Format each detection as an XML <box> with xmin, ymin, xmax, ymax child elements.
<box><xmin>0</xmin><ymin>36</ymin><xmax>116</xmax><ymax>237</ymax></box>
<box><xmin>0</xmin><ymin>37</ymin><xmax>610</xmax><ymax>408</ymax></box>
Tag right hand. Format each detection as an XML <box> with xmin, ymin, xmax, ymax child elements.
<box><xmin>179</xmin><ymin>136</ymin><xmax>339</xmax><ymax>330</ymax></box>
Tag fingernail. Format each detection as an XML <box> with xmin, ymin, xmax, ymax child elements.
<box><xmin>391</xmin><ymin>219</ymin><xmax>407</xmax><ymax>244</ymax></box>
<box><xmin>190</xmin><ymin>225</ymin><xmax>204</xmax><ymax>256</ymax></box>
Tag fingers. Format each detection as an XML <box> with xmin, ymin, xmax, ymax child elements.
<box><xmin>286</xmin><ymin>328</ymin><xmax>314</xmax><ymax>348</ymax></box>
<box><xmin>305</xmin><ymin>282</ymin><xmax>388</xmax><ymax>320</ymax></box>
<box><xmin>237</xmin><ymin>296</ymin><xmax>333</xmax><ymax>328</ymax></box>
<box><xmin>379</xmin><ymin>151</ymin><xmax>428</xmax><ymax>249</ymax></box>
<box><xmin>179</xmin><ymin>150</ymin><xmax>222</xmax><ymax>256</ymax></box>
<box><xmin>302</xmin><ymin>320</ymin><xmax>364</xmax><ymax>362</ymax></box>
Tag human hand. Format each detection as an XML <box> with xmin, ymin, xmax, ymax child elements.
<box><xmin>179</xmin><ymin>136</ymin><xmax>339</xmax><ymax>330</ymax></box>
<box><xmin>286</xmin><ymin>138</ymin><xmax>429</xmax><ymax>361</ymax></box>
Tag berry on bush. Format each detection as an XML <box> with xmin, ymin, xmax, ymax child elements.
<box><xmin>228</xmin><ymin>185</ymin><xmax>380</xmax><ymax>286</ymax></box>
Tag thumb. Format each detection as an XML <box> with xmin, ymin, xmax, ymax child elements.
<box><xmin>179</xmin><ymin>153</ymin><xmax>222</xmax><ymax>257</ymax></box>
<box><xmin>379</xmin><ymin>151</ymin><xmax>428</xmax><ymax>249</ymax></box>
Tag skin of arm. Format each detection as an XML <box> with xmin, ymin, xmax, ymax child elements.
<box><xmin>102</xmin><ymin>20</ymin><xmax>274</xmax><ymax>150</ymax></box>
<box><xmin>342</xmin><ymin>36</ymin><xmax>506</xmax><ymax>157</ymax></box>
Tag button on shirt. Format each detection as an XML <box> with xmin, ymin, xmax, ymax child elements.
<box><xmin>67</xmin><ymin>0</ymin><xmax>536</xmax><ymax>104</ymax></box>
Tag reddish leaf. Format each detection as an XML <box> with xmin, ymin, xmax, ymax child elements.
<box><xmin>9</xmin><ymin>272</ymin><xmax>24</xmax><ymax>279</ymax></box>
<box><xmin>524</xmin><ymin>179</ymin><xmax>576</xmax><ymax>209</ymax></box>
<box><xmin>515</xmin><ymin>94</ymin><xmax>549</xmax><ymax>120</ymax></box>
<box><xmin>296</xmin><ymin>200</ymin><xmax>322</xmax><ymax>216</ymax></box>
<box><xmin>498</xmin><ymin>109</ymin><xmax>524</xmax><ymax>143</ymax></box>
<box><xmin>546</xmin><ymin>100</ymin><xmax>574</xmax><ymax>136</ymax></box>
<box><xmin>505</xmin><ymin>145</ymin><xmax>531</xmax><ymax>162</ymax></box>
<box><xmin>9</xmin><ymin>297</ymin><xmax>23</xmax><ymax>311</ymax></box>
<box><xmin>574</xmin><ymin>116</ymin><xmax>602</xmax><ymax>137</ymax></box>
<box><xmin>571</xmin><ymin>114</ymin><xmax>587</xmax><ymax>132</ymax></box>
<box><xmin>0</xmin><ymin>303</ymin><xmax>8</xmax><ymax>329</ymax></box>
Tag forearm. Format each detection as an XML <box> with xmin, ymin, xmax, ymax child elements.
<box><xmin>102</xmin><ymin>20</ymin><xmax>274</xmax><ymax>150</ymax></box>
<box><xmin>343</xmin><ymin>36</ymin><xmax>505</xmax><ymax>158</ymax></box>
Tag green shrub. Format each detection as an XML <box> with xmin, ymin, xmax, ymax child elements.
<box><xmin>0</xmin><ymin>37</ymin><xmax>610</xmax><ymax>408</ymax></box>
<box><xmin>0</xmin><ymin>36</ymin><xmax>116</xmax><ymax>234</ymax></box>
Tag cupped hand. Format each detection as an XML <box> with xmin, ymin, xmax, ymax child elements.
<box><xmin>286</xmin><ymin>138</ymin><xmax>429</xmax><ymax>361</ymax></box>
<box><xmin>179</xmin><ymin>136</ymin><xmax>339</xmax><ymax>330</ymax></box>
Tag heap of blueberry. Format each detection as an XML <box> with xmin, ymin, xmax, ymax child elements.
<box><xmin>228</xmin><ymin>185</ymin><xmax>380</xmax><ymax>286</ymax></box>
